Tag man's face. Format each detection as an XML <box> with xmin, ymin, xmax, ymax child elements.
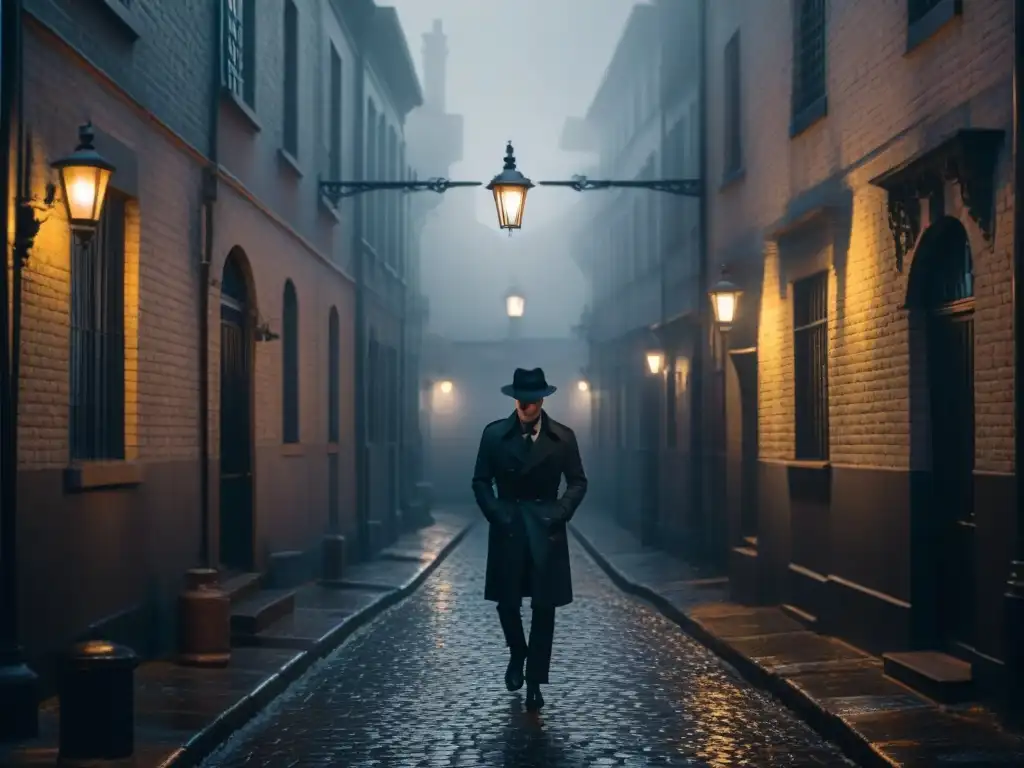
<box><xmin>515</xmin><ymin>398</ymin><xmax>543</xmax><ymax>423</ymax></box>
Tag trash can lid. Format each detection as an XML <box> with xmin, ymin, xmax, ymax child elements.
<box><xmin>67</xmin><ymin>640</ymin><xmax>138</xmax><ymax>668</ymax></box>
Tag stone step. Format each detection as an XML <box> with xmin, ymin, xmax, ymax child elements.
<box><xmin>221</xmin><ymin>572</ymin><xmax>263</xmax><ymax>604</ymax></box>
<box><xmin>266</xmin><ymin>550</ymin><xmax>311</xmax><ymax>589</ymax></box>
<box><xmin>882</xmin><ymin>650</ymin><xmax>973</xmax><ymax>705</ymax></box>
<box><xmin>781</xmin><ymin>602</ymin><xmax>818</xmax><ymax>630</ymax></box>
<box><xmin>230</xmin><ymin>588</ymin><xmax>297</xmax><ymax>637</ymax></box>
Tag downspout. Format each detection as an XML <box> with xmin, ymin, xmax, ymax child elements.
<box><xmin>199</xmin><ymin>0</ymin><xmax>222</xmax><ymax>569</ymax></box>
<box><xmin>689</xmin><ymin>0</ymin><xmax>709</xmax><ymax>559</ymax></box>
<box><xmin>352</xmin><ymin>28</ymin><xmax>368</xmax><ymax>556</ymax></box>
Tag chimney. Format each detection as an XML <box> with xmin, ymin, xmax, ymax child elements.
<box><xmin>422</xmin><ymin>19</ymin><xmax>447</xmax><ymax>112</ymax></box>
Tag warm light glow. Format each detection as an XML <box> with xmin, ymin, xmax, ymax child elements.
<box><xmin>492</xmin><ymin>184</ymin><xmax>528</xmax><ymax>230</ymax></box>
<box><xmin>439</xmin><ymin>380</ymin><xmax>453</xmax><ymax>395</ymax></box>
<box><xmin>646</xmin><ymin>352</ymin><xmax>665</xmax><ymax>375</ymax></box>
<box><xmin>712</xmin><ymin>291</ymin><xmax>737</xmax><ymax>324</ymax></box>
<box><xmin>709</xmin><ymin>270</ymin><xmax>743</xmax><ymax>327</ymax></box>
<box><xmin>577</xmin><ymin>380</ymin><xmax>589</xmax><ymax>392</ymax></box>
<box><xmin>506</xmin><ymin>293</ymin><xmax>525</xmax><ymax>318</ymax></box>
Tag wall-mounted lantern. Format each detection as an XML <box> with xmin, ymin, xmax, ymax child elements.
<box><xmin>645</xmin><ymin>350</ymin><xmax>665</xmax><ymax>376</ymax></box>
<box><xmin>50</xmin><ymin>122</ymin><xmax>115</xmax><ymax>243</ymax></box>
<box><xmin>709</xmin><ymin>266</ymin><xmax>743</xmax><ymax>331</ymax></box>
<box><xmin>439</xmin><ymin>380</ymin><xmax>453</xmax><ymax>395</ymax></box>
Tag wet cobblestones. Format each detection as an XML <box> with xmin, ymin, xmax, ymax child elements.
<box><xmin>201</xmin><ymin>524</ymin><xmax>855</xmax><ymax>767</ymax></box>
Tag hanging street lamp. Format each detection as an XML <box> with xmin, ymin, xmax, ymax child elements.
<box><xmin>488</xmin><ymin>142</ymin><xmax>534</xmax><ymax>233</ymax></box>
<box><xmin>645</xmin><ymin>350</ymin><xmax>665</xmax><ymax>376</ymax></box>
<box><xmin>50</xmin><ymin>122</ymin><xmax>115</xmax><ymax>242</ymax></box>
<box><xmin>316</xmin><ymin>139</ymin><xmax>702</xmax><ymax>233</ymax></box>
<box><xmin>505</xmin><ymin>286</ymin><xmax>526</xmax><ymax>318</ymax></box>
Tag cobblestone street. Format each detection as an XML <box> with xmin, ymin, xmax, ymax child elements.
<box><xmin>200</xmin><ymin>523</ymin><xmax>854</xmax><ymax>767</ymax></box>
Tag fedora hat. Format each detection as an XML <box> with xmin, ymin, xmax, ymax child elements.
<box><xmin>501</xmin><ymin>367</ymin><xmax>557</xmax><ymax>402</ymax></box>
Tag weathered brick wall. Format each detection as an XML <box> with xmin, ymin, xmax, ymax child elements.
<box><xmin>19</xmin><ymin>21</ymin><xmax>204</xmax><ymax>468</ymax></box>
<box><xmin>709</xmin><ymin>0</ymin><xmax>1014</xmax><ymax>472</ymax></box>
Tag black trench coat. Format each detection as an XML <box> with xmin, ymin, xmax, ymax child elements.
<box><xmin>471</xmin><ymin>411</ymin><xmax>588</xmax><ymax>608</ymax></box>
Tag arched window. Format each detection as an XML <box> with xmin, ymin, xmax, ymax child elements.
<box><xmin>282</xmin><ymin>280</ymin><xmax>299</xmax><ymax>443</ymax></box>
<box><xmin>328</xmin><ymin>307</ymin><xmax>340</xmax><ymax>443</ymax></box>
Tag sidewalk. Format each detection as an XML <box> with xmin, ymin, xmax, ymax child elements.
<box><xmin>0</xmin><ymin>510</ymin><xmax>475</xmax><ymax>768</ymax></box>
<box><xmin>571</xmin><ymin>513</ymin><xmax>1024</xmax><ymax>767</ymax></box>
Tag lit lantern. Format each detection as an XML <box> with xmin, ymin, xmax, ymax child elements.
<box><xmin>505</xmin><ymin>287</ymin><xmax>525</xmax><ymax>318</ymax></box>
<box><xmin>51</xmin><ymin>122</ymin><xmax>115</xmax><ymax>242</ymax></box>
<box><xmin>577</xmin><ymin>380</ymin><xmax>589</xmax><ymax>392</ymax></box>
<box><xmin>646</xmin><ymin>351</ymin><xmax>665</xmax><ymax>376</ymax></box>
<box><xmin>709</xmin><ymin>267</ymin><xmax>743</xmax><ymax>329</ymax></box>
<box><xmin>487</xmin><ymin>141</ymin><xmax>534</xmax><ymax>232</ymax></box>
<box><xmin>439</xmin><ymin>380</ymin><xmax>453</xmax><ymax>395</ymax></box>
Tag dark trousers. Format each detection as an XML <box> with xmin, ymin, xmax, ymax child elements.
<box><xmin>497</xmin><ymin>602</ymin><xmax>555</xmax><ymax>684</ymax></box>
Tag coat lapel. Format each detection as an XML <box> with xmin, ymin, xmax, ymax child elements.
<box><xmin>520</xmin><ymin>413</ymin><xmax>558</xmax><ymax>474</ymax></box>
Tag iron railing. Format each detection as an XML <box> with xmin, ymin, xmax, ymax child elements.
<box><xmin>793</xmin><ymin>271</ymin><xmax>830</xmax><ymax>460</ymax></box>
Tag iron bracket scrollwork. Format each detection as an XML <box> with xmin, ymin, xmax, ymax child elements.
<box><xmin>538</xmin><ymin>175</ymin><xmax>702</xmax><ymax>197</ymax></box>
<box><xmin>871</xmin><ymin>129</ymin><xmax>1004</xmax><ymax>273</ymax></box>
<box><xmin>318</xmin><ymin>177</ymin><xmax>482</xmax><ymax>205</ymax></box>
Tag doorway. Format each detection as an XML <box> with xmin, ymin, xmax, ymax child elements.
<box><xmin>910</xmin><ymin>216</ymin><xmax>976</xmax><ymax>651</ymax></box>
<box><xmin>219</xmin><ymin>250</ymin><xmax>255</xmax><ymax>572</ymax></box>
<box><xmin>730</xmin><ymin>350</ymin><xmax>759</xmax><ymax>544</ymax></box>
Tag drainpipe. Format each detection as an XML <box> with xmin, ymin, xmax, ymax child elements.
<box><xmin>176</xmin><ymin>0</ymin><xmax>230</xmax><ymax>669</ymax></box>
<box><xmin>352</xmin><ymin>32</ymin><xmax>369</xmax><ymax>558</ymax></box>
<box><xmin>0</xmin><ymin>0</ymin><xmax>39</xmax><ymax>742</ymax></box>
<box><xmin>688</xmin><ymin>0</ymin><xmax>709</xmax><ymax>561</ymax></box>
<box><xmin>1005</xmin><ymin>0</ymin><xmax>1024</xmax><ymax>712</ymax></box>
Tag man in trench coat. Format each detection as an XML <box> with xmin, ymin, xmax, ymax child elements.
<box><xmin>471</xmin><ymin>367</ymin><xmax>588</xmax><ymax>712</ymax></box>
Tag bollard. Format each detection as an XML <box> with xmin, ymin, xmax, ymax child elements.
<box><xmin>177</xmin><ymin>568</ymin><xmax>231</xmax><ymax>667</ymax></box>
<box><xmin>58</xmin><ymin>641</ymin><xmax>138</xmax><ymax>762</ymax></box>
<box><xmin>319</xmin><ymin>533</ymin><xmax>347</xmax><ymax>587</ymax></box>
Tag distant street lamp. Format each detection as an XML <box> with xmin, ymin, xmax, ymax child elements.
<box><xmin>645</xmin><ymin>351</ymin><xmax>665</xmax><ymax>376</ymax></box>
<box><xmin>439</xmin><ymin>380</ymin><xmax>453</xmax><ymax>395</ymax></box>
<box><xmin>709</xmin><ymin>266</ymin><xmax>743</xmax><ymax>331</ymax></box>
<box><xmin>505</xmin><ymin>287</ymin><xmax>525</xmax><ymax>318</ymax></box>
<box><xmin>51</xmin><ymin>122</ymin><xmax>115</xmax><ymax>242</ymax></box>
<box><xmin>577</xmin><ymin>380</ymin><xmax>589</xmax><ymax>392</ymax></box>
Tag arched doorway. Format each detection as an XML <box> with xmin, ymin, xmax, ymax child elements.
<box><xmin>908</xmin><ymin>215</ymin><xmax>975</xmax><ymax>651</ymax></box>
<box><xmin>219</xmin><ymin>248</ymin><xmax>255</xmax><ymax>572</ymax></box>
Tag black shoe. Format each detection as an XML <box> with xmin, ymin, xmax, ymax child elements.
<box><xmin>525</xmin><ymin>683</ymin><xmax>544</xmax><ymax>711</ymax></box>
<box><xmin>505</xmin><ymin>652</ymin><xmax>526</xmax><ymax>692</ymax></box>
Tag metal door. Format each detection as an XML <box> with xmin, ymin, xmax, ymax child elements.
<box><xmin>219</xmin><ymin>300</ymin><xmax>254</xmax><ymax>571</ymax></box>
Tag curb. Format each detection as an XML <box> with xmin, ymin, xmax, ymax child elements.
<box><xmin>158</xmin><ymin>519</ymin><xmax>476</xmax><ymax>768</ymax></box>
<box><xmin>570</xmin><ymin>523</ymin><xmax>893</xmax><ymax>768</ymax></box>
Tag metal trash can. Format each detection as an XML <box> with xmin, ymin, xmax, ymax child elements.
<box><xmin>59</xmin><ymin>640</ymin><xmax>138</xmax><ymax>761</ymax></box>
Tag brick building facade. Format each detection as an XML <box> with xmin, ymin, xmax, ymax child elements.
<box><xmin>704</xmin><ymin>0</ymin><xmax>1015</xmax><ymax>700</ymax></box>
<box><xmin>7</xmin><ymin>0</ymin><xmax>421</xmax><ymax>687</ymax></box>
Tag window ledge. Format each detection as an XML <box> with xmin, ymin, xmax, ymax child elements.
<box><xmin>222</xmin><ymin>89</ymin><xmax>261</xmax><ymax>133</ymax></box>
<box><xmin>97</xmin><ymin>0</ymin><xmax>142</xmax><ymax>41</ymax></box>
<box><xmin>790</xmin><ymin>95</ymin><xmax>828</xmax><ymax>138</ymax></box>
<box><xmin>64</xmin><ymin>460</ymin><xmax>144</xmax><ymax>493</ymax></box>
<box><xmin>318</xmin><ymin>192</ymin><xmax>343</xmax><ymax>224</ymax></box>
<box><xmin>282</xmin><ymin>442</ymin><xmax>305</xmax><ymax>457</ymax></box>
<box><xmin>719</xmin><ymin>165</ymin><xmax>746</xmax><ymax>192</ymax></box>
<box><xmin>278</xmin><ymin>147</ymin><xmax>303</xmax><ymax>178</ymax></box>
<box><xmin>906</xmin><ymin>0</ymin><xmax>961</xmax><ymax>54</ymax></box>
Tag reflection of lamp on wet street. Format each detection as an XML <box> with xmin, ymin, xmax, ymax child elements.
<box><xmin>505</xmin><ymin>286</ymin><xmax>525</xmax><ymax>339</ymax></box>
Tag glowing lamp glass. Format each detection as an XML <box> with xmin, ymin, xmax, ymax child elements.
<box><xmin>506</xmin><ymin>294</ymin><xmax>525</xmax><ymax>318</ymax></box>
<box><xmin>439</xmin><ymin>380</ymin><xmax>453</xmax><ymax>395</ymax></box>
<box><xmin>709</xmin><ymin>274</ymin><xmax>743</xmax><ymax>326</ymax></box>
<box><xmin>646</xmin><ymin>352</ymin><xmax>665</xmax><ymax>375</ymax></box>
<box><xmin>51</xmin><ymin>123</ymin><xmax>115</xmax><ymax>237</ymax></box>
<box><xmin>577</xmin><ymin>380</ymin><xmax>589</xmax><ymax>392</ymax></box>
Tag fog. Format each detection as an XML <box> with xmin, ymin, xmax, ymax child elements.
<box><xmin>392</xmin><ymin>0</ymin><xmax>640</xmax><ymax>341</ymax></box>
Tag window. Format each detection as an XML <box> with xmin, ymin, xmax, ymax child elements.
<box><xmin>793</xmin><ymin>272</ymin><xmax>829</xmax><ymax>460</ymax></box>
<box><xmin>791</xmin><ymin>0</ymin><xmax>826</xmax><ymax>132</ymax></box>
<box><xmin>368</xmin><ymin>333</ymin><xmax>380</xmax><ymax>442</ymax></box>
<box><xmin>70</xmin><ymin>192</ymin><xmax>127</xmax><ymax>461</ymax></box>
<box><xmin>328</xmin><ymin>45</ymin><xmax>343</xmax><ymax>181</ymax></box>
<box><xmin>387</xmin><ymin>347</ymin><xmax>399</xmax><ymax>443</ymax></box>
<box><xmin>328</xmin><ymin>308</ymin><xmax>340</xmax><ymax>444</ymax></box>
<box><xmin>282</xmin><ymin>1</ymin><xmax>299</xmax><ymax>156</ymax></box>
<box><xmin>365</xmin><ymin>101</ymin><xmax>377</xmax><ymax>241</ymax></box>
<box><xmin>282</xmin><ymin>280</ymin><xmax>299</xmax><ymax>443</ymax></box>
<box><xmin>723</xmin><ymin>31</ymin><xmax>742</xmax><ymax>174</ymax></box>
<box><xmin>225</xmin><ymin>0</ymin><xmax>256</xmax><ymax>107</ymax></box>
<box><xmin>906</xmin><ymin>0</ymin><xmax>962</xmax><ymax>51</ymax></box>
<box><xmin>909</xmin><ymin>0</ymin><xmax>949</xmax><ymax>24</ymax></box>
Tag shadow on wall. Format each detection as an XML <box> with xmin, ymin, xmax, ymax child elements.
<box><xmin>426</xmin><ymin>337</ymin><xmax>591</xmax><ymax>504</ymax></box>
